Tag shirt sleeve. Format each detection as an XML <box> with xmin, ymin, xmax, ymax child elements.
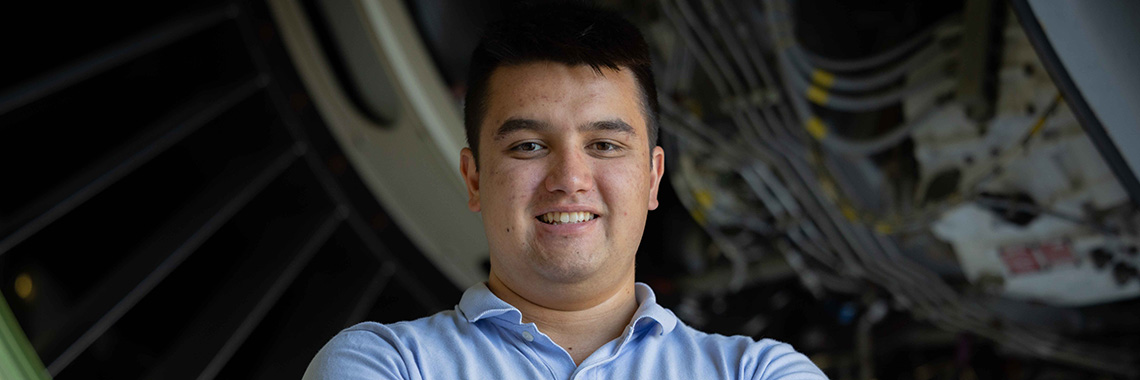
<box><xmin>302</xmin><ymin>327</ymin><xmax>410</xmax><ymax>380</ymax></box>
<box><xmin>748</xmin><ymin>339</ymin><xmax>829</xmax><ymax>380</ymax></box>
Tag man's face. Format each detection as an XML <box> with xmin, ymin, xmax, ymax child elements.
<box><xmin>460</xmin><ymin>61</ymin><xmax>665</xmax><ymax>289</ymax></box>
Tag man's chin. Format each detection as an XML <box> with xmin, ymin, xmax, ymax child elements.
<box><xmin>529</xmin><ymin>254</ymin><xmax>607</xmax><ymax>284</ymax></box>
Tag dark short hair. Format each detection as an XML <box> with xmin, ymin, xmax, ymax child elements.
<box><xmin>463</xmin><ymin>3</ymin><xmax>659</xmax><ymax>167</ymax></box>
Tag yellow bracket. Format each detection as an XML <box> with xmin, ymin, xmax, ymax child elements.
<box><xmin>805</xmin><ymin>117</ymin><xmax>828</xmax><ymax>140</ymax></box>
<box><xmin>806</xmin><ymin>85</ymin><xmax>829</xmax><ymax>105</ymax></box>
<box><xmin>811</xmin><ymin>69</ymin><xmax>835</xmax><ymax>88</ymax></box>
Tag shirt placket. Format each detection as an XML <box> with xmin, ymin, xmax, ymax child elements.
<box><xmin>508</xmin><ymin>323</ymin><xmax>577</xmax><ymax>380</ymax></box>
<box><xmin>569</xmin><ymin>324</ymin><xmax>647</xmax><ymax>380</ymax></box>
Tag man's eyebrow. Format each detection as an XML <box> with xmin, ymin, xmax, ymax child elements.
<box><xmin>581</xmin><ymin>119</ymin><xmax>636</xmax><ymax>135</ymax></box>
<box><xmin>493</xmin><ymin>118</ymin><xmax>551</xmax><ymax>141</ymax></box>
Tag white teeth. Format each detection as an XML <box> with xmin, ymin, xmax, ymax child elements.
<box><xmin>540</xmin><ymin>211</ymin><xmax>596</xmax><ymax>225</ymax></box>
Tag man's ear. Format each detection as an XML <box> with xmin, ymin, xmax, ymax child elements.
<box><xmin>648</xmin><ymin>146</ymin><xmax>665</xmax><ymax>210</ymax></box>
<box><xmin>460</xmin><ymin>148</ymin><xmax>481</xmax><ymax>212</ymax></box>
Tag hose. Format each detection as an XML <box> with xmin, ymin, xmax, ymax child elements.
<box><xmin>790</xmin><ymin>45</ymin><xmax>959</xmax><ymax>93</ymax></box>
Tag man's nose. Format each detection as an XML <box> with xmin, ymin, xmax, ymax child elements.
<box><xmin>544</xmin><ymin>149</ymin><xmax>594</xmax><ymax>194</ymax></box>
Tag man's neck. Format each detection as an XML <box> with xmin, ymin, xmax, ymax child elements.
<box><xmin>487</xmin><ymin>273</ymin><xmax>639</xmax><ymax>366</ymax></box>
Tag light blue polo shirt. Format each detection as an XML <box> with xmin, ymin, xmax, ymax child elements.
<box><xmin>303</xmin><ymin>282</ymin><xmax>827</xmax><ymax>379</ymax></box>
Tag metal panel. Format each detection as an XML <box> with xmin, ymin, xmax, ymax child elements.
<box><xmin>1012</xmin><ymin>0</ymin><xmax>1140</xmax><ymax>204</ymax></box>
<box><xmin>268</xmin><ymin>0</ymin><xmax>488</xmax><ymax>288</ymax></box>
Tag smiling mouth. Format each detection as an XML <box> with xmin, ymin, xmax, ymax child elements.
<box><xmin>537</xmin><ymin>211</ymin><xmax>598</xmax><ymax>225</ymax></box>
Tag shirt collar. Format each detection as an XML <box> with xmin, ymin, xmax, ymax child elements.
<box><xmin>629</xmin><ymin>282</ymin><xmax>678</xmax><ymax>335</ymax></box>
<box><xmin>456</xmin><ymin>282</ymin><xmax>678</xmax><ymax>336</ymax></box>
<box><xmin>456</xmin><ymin>282</ymin><xmax>524</xmax><ymax>324</ymax></box>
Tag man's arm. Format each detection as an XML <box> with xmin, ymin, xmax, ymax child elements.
<box><xmin>747</xmin><ymin>339</ymin><xmax>829</xmax><ymax>380</ymax></box>
<box><xmin>302</xmin><ymin>325</ymin><xmax>409</xmax><ymax>380</ymax></box>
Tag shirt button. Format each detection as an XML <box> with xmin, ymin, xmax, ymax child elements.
<box><xmin>521</xmin><ymin>331</ymin><xmax>534</xmax><ymax>342</ymax></box>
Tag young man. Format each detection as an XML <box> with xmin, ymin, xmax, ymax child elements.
<box><xmin>304</xmin><ymin>4</ymin><xmax>826</xmax><ymax>379</ymax></box>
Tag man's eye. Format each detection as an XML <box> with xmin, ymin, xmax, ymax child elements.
<box><xmin>513</xmin><ymin>142</ymin><xmax>542</xmax><ymax>152</ymax></box>
<box><xmin>592</xmin><ymin>142</ymin><xmax>619</xmax><ymax>151</ymax></box>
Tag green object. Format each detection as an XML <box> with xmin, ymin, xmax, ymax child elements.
<box><xmin>0</xmin><ymin>292</ymin><xmax>50</xmax><ymax>380</ymax></box>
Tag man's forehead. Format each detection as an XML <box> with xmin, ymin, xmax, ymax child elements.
<box><xmin>481</xmin><ymin>62</ymin><xmax>645</xmax><ymax>139</ymax></box>
<box><xmin>483</xmin><ymin>62</ymin><xmax>637</xmax><ymax>103</ymax></box>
